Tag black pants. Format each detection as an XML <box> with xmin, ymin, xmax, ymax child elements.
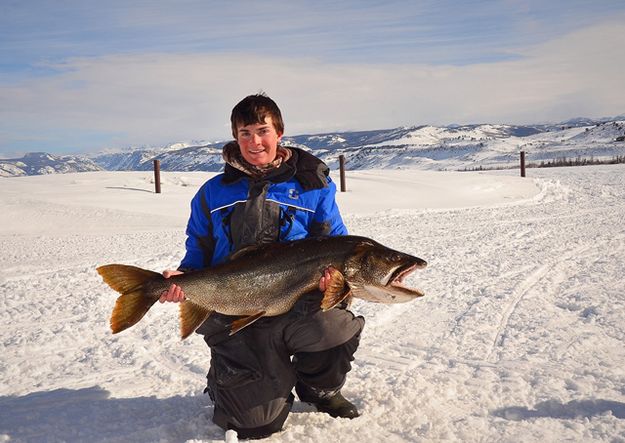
<box><xmin>198</xmin><ymin>292</ymin><xmax>365</xmax><ymax>439</ymax></box>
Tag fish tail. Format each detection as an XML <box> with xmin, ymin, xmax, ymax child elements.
<box><xmin>97</xmin><ymin>264</ymin><xmax>163</xmax><ymax>334</ymax></box>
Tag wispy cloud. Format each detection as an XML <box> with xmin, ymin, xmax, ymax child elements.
<box><xmin>1</xmin><ymin>1</ymin><xmax>624</xmax><ymax>155</ymax></box>
<box><xmin>3</xmin><ymin>0</ymin><xmax>623</xmax><ymax>65</ymax></box>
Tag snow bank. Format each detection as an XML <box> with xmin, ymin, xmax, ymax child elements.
<box><xmin>1</xmin><ymin>166</ymin><xmax>624</xmax><ymax>442</ymax></box>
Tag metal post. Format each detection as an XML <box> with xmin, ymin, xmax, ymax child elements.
<box><xmin>339</xmin><ymin>155</ymin><xmax>346</xmax><ymax>192</ymax></box>
<box><xmin>520</xmin><ymin>151</ymin><xmax>526</xmax><ymax>178</ymax></box>
<box><xmin>153</xmin><ymin>159</ymin><xmax>161</xmax><ymax>193</ymax></box>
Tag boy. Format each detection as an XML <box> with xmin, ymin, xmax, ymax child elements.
<box><xmin>161</xmin><ymin>93</ymin><xmax>364</xmax><ymax>439</ymax></box>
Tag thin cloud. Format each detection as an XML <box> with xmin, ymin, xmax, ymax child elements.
<box><xmin>1</xmin><ymin>3</ymin><xmax>624</xmax><ymax>155</ymax></box>
<box><xmin>2</xmin><ymin>1</ymin><xmax>624</xmax><ymax>65</ymax></box>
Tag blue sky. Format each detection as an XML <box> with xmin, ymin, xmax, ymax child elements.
<box><xmin>1</xmin><ymin>0</ymin><xmax>624</xmax><ymax>156</ymax></box>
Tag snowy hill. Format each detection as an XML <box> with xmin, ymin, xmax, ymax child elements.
<box><xmin>2</xmin><ymin>118</ymin><xmax>625</xmax><ymax>177</ymax></box>
<box><xmin>93</xmin><ymin>140</ymin><xmax>225</xmax><ymax>172</ymax></box>
<box><xmin>0</xmin><ymin>152</ymin><xmax>102</xmax><ymax>177</ymax></box>
<box><xmin>311</xmin><ymin>121</ymin><xmax>625</xmax><ymax>171</ymax></box>
<box><xmin>85</xmin><ymin>118</ymin><xmax>625</xmax><ymax>172</ymax></box>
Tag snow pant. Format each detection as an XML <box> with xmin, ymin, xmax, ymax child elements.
<box><xmin>197</xmin><ymin>291</ymin><xmax>365</xmax><ymax>440</ymax></box>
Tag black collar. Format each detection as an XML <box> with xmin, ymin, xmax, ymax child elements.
<box><xmin>221</xmin><ymin>146</ymin><xmax>329</xmax><ymax>191</ymax></box>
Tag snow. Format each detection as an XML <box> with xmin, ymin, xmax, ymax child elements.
<box><xmin>1</xmin><ymin>165</ymin><xmax>624</xmax><ymax>442</ymax></box>
<box><xmin>362</xmin><ymin>124</ymin><xmax>514</xmax><ymax>150</ymax></box>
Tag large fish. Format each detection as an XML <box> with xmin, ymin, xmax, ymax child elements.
<box><xmin>97</xmin><ymin>235</ymin><xmax>427</xmax><ymax>339</ymax></box>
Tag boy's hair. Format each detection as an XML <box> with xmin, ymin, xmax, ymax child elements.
<box><xmin>230</xmin><ymin>93</ymin><xmax>284</xmax><ymax>138</ymax></box>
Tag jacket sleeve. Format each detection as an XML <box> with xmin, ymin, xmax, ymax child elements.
<box><xmin>309</xmin><ymin>177</ymin><xmax>348</xmax><ymax>237</ymax></box>
<box><xmin>179</xmin><ymin>184</ymin><xmax>215</xmax><ymax>271</ymax></box>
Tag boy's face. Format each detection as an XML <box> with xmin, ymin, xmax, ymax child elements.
<box><xmin>236</xmin><ymin>116</ymin><xmax>283</xmax><ymax>166</ymax></box>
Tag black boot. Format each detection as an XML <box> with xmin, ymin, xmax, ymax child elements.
<box><xmin>295</xmin><ymin>383</ymin><xmax>359</xmax><ymax>419</ymax></box>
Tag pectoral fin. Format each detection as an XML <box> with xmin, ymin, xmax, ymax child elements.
<box><xmin>179</xmin><ymin>301</ymin><xmax>213</xmax><ymax>339</ymax></box>
<box><xmin>229</xmin><ymin>311</ymin><xmax>266</xmax><ymax>335</ymax></box>
<box><xmin>321</xmin><ymin>268</ymin><xmax>352</xmax><ymax>311</ymax></box>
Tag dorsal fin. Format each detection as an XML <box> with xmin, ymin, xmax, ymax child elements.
<box><xmin>228</xmin><ymin>244</ymin><xmax>262</xmax><ymax>261</ymax></box>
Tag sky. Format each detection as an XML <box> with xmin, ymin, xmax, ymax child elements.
<box><xmin>1</xmin><ymin>0</ymin><xmax>625</xmax><ymax>157</ymax></box>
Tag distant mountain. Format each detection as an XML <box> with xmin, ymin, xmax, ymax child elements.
<box><xmin>93</xmin><ymin>142</ymin><xmax>225</xmax><ymax>172</ymax></box>
<box><xmin>284</xmin><ymin>120</ymin><xmax>625</xmax><ymax>171</ymax></box>
<box><xmin>2</xmin><ymin>117</ymin><xmax>625</xmax><ymax>177</ymax></box>
<box><xmin>0</xmin><ymin>152</ymin><xmax>102</xmax><ymax>177</ymax></box>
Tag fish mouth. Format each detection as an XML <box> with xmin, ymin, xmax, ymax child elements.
<box><xmin>387</xmin><ymin>262</ymin><xmax>426</xmax><ymax>297</ymax></box>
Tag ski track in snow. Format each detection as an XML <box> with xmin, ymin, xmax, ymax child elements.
<box><xmin>1</xmin><ymin>165</ymin><xmax>625</xmax><ymax>442</ymax></box>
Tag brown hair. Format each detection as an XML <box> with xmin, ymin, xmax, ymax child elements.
<box><xmin>230</xmin><ymin>93</ymin><xmax>284</xmax><ymax>139</ymax></box>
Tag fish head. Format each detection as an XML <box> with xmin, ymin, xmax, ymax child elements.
<box><xmin>345</xmin><ymin>238</ymin><xmax>427</xmax><ymax>303</ymax></box>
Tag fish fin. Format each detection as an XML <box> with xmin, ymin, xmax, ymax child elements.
<box><xmin>344</xmin><ymin>293</ymin><xmax>353</xmax><ymax>309</ymax></box>
<box><xmin>229</xmin><ymin>311</ymin><xmax>266</xmax><ymax>335</ymax></box>
<box><xmin>97</xmin><ymin>264</ymin><xmax>163</xmax><ymax>334</ymax></box>
<box><xmin>97</xmin><ymin>264</ymin><xmax>162</xmax><ymax>295</ymax></box>
<box><xmin>179</xmin><ymin>301</ymin><xmax>213</xmax><ymax>340</ymax></box>
<box><xmin>228</xmin><ymin>244</ymin><xmax>262</xmax><ymax>261</ymax></box>
<box><xmin>321</xmin><ymin>268</ymin><xmax>352</xmax><ymax>311</ymax></box>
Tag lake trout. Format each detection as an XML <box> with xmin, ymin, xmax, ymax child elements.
<box><xmin>97</xmin><ymin>235</ymin><xmax>427</xmax><ymax>339</ymax></box>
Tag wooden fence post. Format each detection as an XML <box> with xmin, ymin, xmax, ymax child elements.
<box><xmin>520</xmin><ymin>151</ymin><xmax>526</xmax><ymax>178</ymax></box>
<box><xmin>339</xmin><ymin>155</ymin><xmax>346</xmax><ymax>192</ymax></box>
<box><xmin>153</xmin><ymin>159</ymin><xmax>161</xmax><ymax>193</ymax></box>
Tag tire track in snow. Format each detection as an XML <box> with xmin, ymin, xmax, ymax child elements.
<box><xmin>355</xmin><ymin>350</ymin><xmax>421</xmax><ymax>372</ymax></box>
<box><xmin>484</xmin><ymin>243</ymin><xmax>593</xmax><ymax>363</ymax></box>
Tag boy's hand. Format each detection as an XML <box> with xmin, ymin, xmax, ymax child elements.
<box><xmin>319</xmin><ymin>266</ymin><xmax>335</xmax><ymax>292</ymax></box>
<box><xmin>160</xmin><ymin>270</ymin><xmax>186</xmax><ymax>303</ymax></box>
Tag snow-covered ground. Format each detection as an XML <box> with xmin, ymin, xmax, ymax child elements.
<box><xmin>1</xmin><ymin>165</ymin><xmax>624</xmax><ymax>442</ymax></box>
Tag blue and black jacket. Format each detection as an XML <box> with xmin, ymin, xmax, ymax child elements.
<box><xmin>179</xmin><ymin>145</ymin><xmax>347</xmax><ymax>270</ymax></box>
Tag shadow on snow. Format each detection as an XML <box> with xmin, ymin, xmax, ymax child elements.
<box><xmin>105</xmin><ymin>186</ymin><xmax>154</xmax><ymax>193</ymax></box>
<box><xmin>0</xmin><ymin>386</ymin><xmax>222</xmax><ymax>442</ymax></box>
<box><xmin>493</xmin><ymin>399</ymin><xmax>625</xmax><ymax>421</ymax></box>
